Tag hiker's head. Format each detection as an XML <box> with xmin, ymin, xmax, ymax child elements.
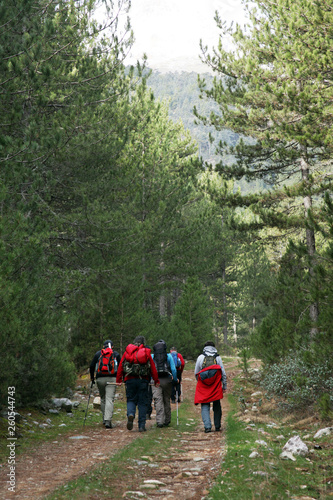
<box><xmin>103</xmin><ymin>340</ymin><xmax>113</xmax><ymax>348</ymax></box>
<box><xmin>204</xmin><ymin>341</ymin><xmax>215</xmax><ymax>348</ymax></box>
<box><xmin>170</xmin><ymin>347</ymin><xmax>176</xmax><ymax>352</ymax></box>
<box><xmin>133</xmin><ymin>335</ymin><xmax>146</xmax><ymax>346</ymax></box>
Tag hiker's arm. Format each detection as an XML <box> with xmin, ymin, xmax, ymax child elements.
<box><xmin>217</xmin><ymin>357</ymin><xmax>227</xmax><ymax>392</ymax></box>
<box><xmin>116</xmin><ymin>355</ymin><xmax>125</xmax><ymax>385</ymax></box>
<box><xmin>89</xmin><ymin>353</ymin><xmax>98</xmax><ymax>382</ymax></box>
<box><xmin>194</xmin><ymin>355</ymin><xmax>203</xmax><ymax>377</ymax></box>
<box><xmin>168</xmin><ymin>353</ymin><xmax>178</xmax><ymax>381</ymax></box>
<box><xmin>149</xmin><ymin>354</ymin><xmax>160</xmax><ymax>385</ymax></box>
<box><xmin>178</xmin><ymin>354</ymin><xmax>185</xmax><ymax>372</ymax></box>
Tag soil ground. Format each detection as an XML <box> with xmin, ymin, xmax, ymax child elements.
<box><xmin>0</xmin><ymin>360</ymin><xmax>239</xmax><ymax>500</ymax></box>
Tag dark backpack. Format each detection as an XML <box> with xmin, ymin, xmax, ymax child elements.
<box><xmin>153</xmin><ymin>340</ymin><xmax>170</xmax><ymax>376</ymax></box>
<box><xmin>202</xmin><ymin>354</ymin><xmax>218</xmax><ymax>368</ymax></box>
<box><xmin>97</xmin><ymin>347</ymin><xmax>117</xmax><ymax>375</ymax></box>
<box><xmin>170</xmin><ymin>351</ymin><xmax>181</xmax><ymax>369</ymax></box>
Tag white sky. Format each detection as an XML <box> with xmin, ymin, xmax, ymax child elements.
<box><xmin>125</xmin><ymin>0</ymin><xmax>249</xmax><ymax>72</ymax></box>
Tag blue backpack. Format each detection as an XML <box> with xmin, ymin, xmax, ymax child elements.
<box><xmin>171</xmin><ymin>351</ymin><xmax>181</xmax><ymax>370</ymax></box>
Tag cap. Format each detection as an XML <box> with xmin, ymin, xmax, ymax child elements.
<box><xmin>103</xmin><ymin>340</ymin><xmax>113</xmax><ymax>347</ymax></box>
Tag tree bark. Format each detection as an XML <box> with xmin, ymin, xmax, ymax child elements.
<box><xmin>300</xmin><ymin>152</ymin><xmax>319</xmax><ymax>335</ymax></box>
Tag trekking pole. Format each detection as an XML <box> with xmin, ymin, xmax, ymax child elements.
<box><xmin>83</xmin><ymin>381</ymin><xmax>94</xmax><ymax>427</ymax></box>
<box><xmin>176</xmin><ymin>389</ymin><xmax>179</xmax><ymax>426</ymax></box>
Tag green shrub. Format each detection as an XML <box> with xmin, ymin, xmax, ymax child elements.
<box><xmin>261</xmin><ymin>351</ymin><xmax>333</xmax><ymax>410</ymax></box>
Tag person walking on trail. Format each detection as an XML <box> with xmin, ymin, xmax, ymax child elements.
<box><xmin>145</xmin><ymin>345</ymin><xmax>154</xmax><ymax>421</ymax></box>
<box><xmin>194</xmin><ymin>341</ymin><xmax>227</xmax><ymax>433</ymax></box>
<box><xmin>170</xmin><ymin>346</ymin><xmax>185</xmax><ymax>403</ymax></box>
<box><xmin>116</xmin><ymin>336</ymin><xmax>159</xmax><ymax>432</ymax></box>
<box><xmin>152</xmin><ymin>340</ymin><xmax>178</xmax><ymax>428</ymax></box>
<box><xmin>90</xmin><ymin>340</ymin><xmax>121</xmax><ymax>429</ymax></box>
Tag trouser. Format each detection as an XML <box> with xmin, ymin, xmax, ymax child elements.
<box><xmin>147</xmin><ymin>383</ymin><xmax>153</xmax><ymax>416</ymax></box>
<box><xmin>201</xmin><ymin>400</ymin><xmax>222</xmax><ymax>430</ymax></box>
<box><xmin>171</xmin><ymin>370</ymin><xmax>182</xmax><ymax>401</ymax></box>
<box><xmin>152</xmin><ymin>376</ymin><xmax>172</xmax><ymax>426</ymax></box>
<box><xmin>125</xmin><ymin>378</ymin><xmax>149</xmax><ymax>428</ymax></box>
<box><xmin>96</xmin><ymin>376</ymin><xmax>117</xmax><ymax>422</ymax></box>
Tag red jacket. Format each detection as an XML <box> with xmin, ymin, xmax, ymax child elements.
<box><xmin>194</xmin><ymin>365</ymin><xmax>223</xmax><ymax>404</ymax></box>
<box><xmin>116</xmin><ymin>345</ymin><xmax>159</xmax><ymax>384</ymax></box>
<box><xmin>178</xmin><ymin>353</ymin><xmax>185</xmax><ymax>373</ymax></box>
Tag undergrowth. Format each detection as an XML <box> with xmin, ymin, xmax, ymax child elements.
<box><xmin>207</xmin><ymin>369</ymin><xmax>333</xmax><ymax>500</ymax></box>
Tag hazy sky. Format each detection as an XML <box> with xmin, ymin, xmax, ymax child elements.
<box><xmin>125</xmin><ymin>0</ymin><xmax>249</xmax><ymax>72</ymax></box>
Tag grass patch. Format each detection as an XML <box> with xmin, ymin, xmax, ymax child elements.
<box><xmin>0</xmin><ymin>394</ymin><xmax>127</xmax><ymax>464</ymax></box>
<box><xmin>208</xmin><ymin>382</ymin><xmax>332</xmax><ymax>499</ymax></box>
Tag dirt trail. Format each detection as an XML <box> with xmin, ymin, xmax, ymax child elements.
<box><xmin>0</xmin><ymin>361</ymin><xmax>239</xmax><ymax>500</ymax></box>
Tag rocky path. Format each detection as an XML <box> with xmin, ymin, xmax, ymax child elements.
<box><xmin>0</xmin><ymin>361</ymin><xmax>238</xmax><ymax>500</ymax></box>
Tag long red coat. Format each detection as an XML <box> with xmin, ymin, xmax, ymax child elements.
<box><xmin>194</xmin><ymin>365</ymin><xmax>223</xmax><ymax>404</ymax></box>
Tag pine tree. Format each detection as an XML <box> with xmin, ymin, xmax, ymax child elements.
<box><xmin>169</xmin><ymin>277</ymin><xmax>213</xmax><ymax>358</ymax></box>
<box><xmin>197</xmin><ymin>0</ymin><xmax>333</xmax><ymax>334</ymax></box>
<box><xmin>0</xmin><ymin>0</ymin><xmax>134</xmax><ymax>404</ymax></box>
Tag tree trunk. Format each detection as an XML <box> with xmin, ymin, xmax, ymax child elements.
<box><xmin>252</xmin><ymin>300</ymin><xmax>256</xmax><ymax>331</ymax></box>
<box><xmin>300</xmin><ymin>152</ymin><xmax>319</xmax><ymax>335</ymax></box>
<box><xmin>222</xmin><ymin>262</ymin><xmax>228</xmax><ymax>344</ymax></box>
<box><xmin>233</xmin><ymin>313</ymin><xmax>237</xmax><ymax>343</ymax></box>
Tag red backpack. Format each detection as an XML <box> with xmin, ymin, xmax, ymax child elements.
<box><xmin>123</xmin><ymin>344</ymin><xmax>151</xmax><ymax>377</ymax></box>
<box><xmin>97</xmin><ymin>347</ymin><xmax>117</xmax><ymax>375</ymax></box>
<box><xmin>124</xmin><ymin>344</ymin><xmax>150</xmax><ymax>364</ymax></box>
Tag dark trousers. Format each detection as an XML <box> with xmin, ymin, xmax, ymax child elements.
<box><xmin>125</xmin><ymin>378</ymin><xmax>149</xmax><ymax>428</ymax></box>
<box><xmin>171</xmin><ymin>370</ymin><xmax>182</xmax><ymax>402</ymax></box>
<box><xmin>147</xmin><ymin>383</ymin><xmax>153</xmax><ymax>416</ymax></box>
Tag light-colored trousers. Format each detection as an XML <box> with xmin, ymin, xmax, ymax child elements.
<box><xmin>152</xmin><ymin>376</ymin><xmax>172</xmax><ymax>426</ymax></box>
<box><xmin>97</xmin><ymin>376</ymin><xmax>117</xmax><ymax>421</ymax></box>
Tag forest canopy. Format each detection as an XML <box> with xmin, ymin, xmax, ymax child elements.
<box><xmin>0</xmin><ymin>0</ymin><xmax>332</xmax><ymax>412</ymax></box>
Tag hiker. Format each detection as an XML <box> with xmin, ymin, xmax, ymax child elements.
<box><xmin>116</xmin><ymin>336</ymin><xmax>159</xmax><ymax>432</ymax></box>
<box><xmin>145</xmin><ymin>345</ymin><xmax>153</xmax><ymax>421</ymax></box>
<box><xmin>194</xmin><ymin>341</ymin><xmax>227</xmax><ymax>433</ymax></box>
<box><xmin>170</xmin><ymin>346</ymin><xmax>185</xmax><ymax>403</ymax></box>
<box><xmin>90</xmin><ymin>340</ymin><xmax>121</xmax><ymax>429</ymax></box>
<box><xmin>152</xmin><ymin>339</ymin><xmax>178</xmax><ymax>428</ymax></box>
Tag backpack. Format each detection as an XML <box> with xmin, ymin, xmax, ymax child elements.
<box><xmin>123</xmin><ymin>344</ymin><xmax>151</xmax><ymax>378</ymax></box>
<box><xmin>202</xmin><ymin>354</ymin><xmax>218</xmax><ymax>368</ymax></box>
<box><xmin>170</xmin><ymin>351</ymin><xmax>181</xmax><ymax>370</ymax></box>
<box><xmin>153</xmin><ymin>340</ymin><xmax>170</xmax><ymax>376</ymax></box>
<box><xmin>97</xmin><ymin>347</ymin><xmax>117</xmax><ymax>376</ymax></box>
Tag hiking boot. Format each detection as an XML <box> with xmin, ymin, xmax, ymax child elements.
<box><xmin>156</xmin><ymin>423</ymin><xmax>164</xmax><ymax>428</ymax></box>
<box><xmin>171</xmin><ymin>399</ymin><xmax>176</xmax><ymax>403</ymax></box>
<box><xmin>215</xmin><ymin>427</ymin><xmax>221</xmax><ymax>432</ymax></box>
<box><xmin>146</xmin><ymin>414</ymin><xmax>152</xmax><ymax>420</ymax></box>
<box><xmin>163</xmin><ymin>422</ymin><xmax>170</xmax><ymax>427</ymax></box>
<box><xmin>105</xmin><ymin>420</ymin><xmax>112</xmax><ymax>429</ymax></box>
<box><xmin>139</xmin><ymin>426</ymin><xmax>146</xmax><ymax>432</ymax></box>
<box><xmin>204</xmin><ymin>428</ymin><xmax>212</xmax><ymax>433</ymax></box>
<box><xmin>127</xmin><ymin>415</ymin><xmax>134</xmax><ymax>430</ymax></box>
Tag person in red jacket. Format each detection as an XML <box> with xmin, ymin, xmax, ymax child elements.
<box><xmin>116</xmin><ymin>335</ymin><xmax>159</xmax><ymax>432</ymax></box>
<box><xmin>194</xmin><ymin>341</ymin><xmax>227</xmax><ymax>433</ymax></box>
<box><xmin>170</xmin><ymin>347</ymin><xmax>185</xmax><ymax>403</ymax></box>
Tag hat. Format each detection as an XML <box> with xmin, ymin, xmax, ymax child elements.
<box><xmin>103</xmin><ymin>340</ymin><xmax>113</xmax><ymax>347</ymax></box>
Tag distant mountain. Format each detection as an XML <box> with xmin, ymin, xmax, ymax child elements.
<box><xmin>146</xmin><ymin>69</ymin><xmax>238</xmax><ymax>163</ymax></box>
<box><xmin>145</xmin><ymin>69</ymin><xmax>268</xmax><ymax>194</ymax></box>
